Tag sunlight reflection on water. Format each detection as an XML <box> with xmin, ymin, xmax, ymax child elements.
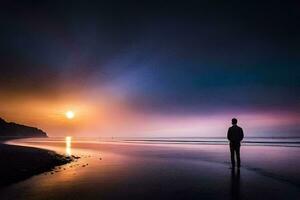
<box><xmin>65</xmin><ymin>136</ymin><xmax>72</xmax><ymax>156</ymax></box>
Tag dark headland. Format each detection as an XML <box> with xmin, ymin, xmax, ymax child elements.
<box><xmin>0</xmin><ymin>117</ymin><xmax>72</xmax><ymax>187</ymax></box>
<box><xmin>0</xmin><ymin>117</ymin><xmax>47</xmax><ymax>139</ymax></box>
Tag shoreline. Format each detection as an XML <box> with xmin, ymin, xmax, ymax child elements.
<box><xmin>1</xmin><ymin>139</ymin><xmax>300</xmax><ymax>200</ymax></box>
<box><xmin>0</xmin><ymin>140</ymin><xmax>73</xmax><ymax>188</ymax></box>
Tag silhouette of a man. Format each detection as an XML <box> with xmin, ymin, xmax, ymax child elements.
<box><xmin>227</xmin><ymin>118</ymin><xmax>244</xmax><ymax>168</ymax></box>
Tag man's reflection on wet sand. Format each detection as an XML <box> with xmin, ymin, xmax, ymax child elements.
<box><xmin>231</xmin><ymin>169</ymin><xmax>240</xmax><ymax>200</ymax></box>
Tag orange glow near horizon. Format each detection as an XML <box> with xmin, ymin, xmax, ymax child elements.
<box><xmin>0</xmin><ymin>90</ymin><xmax>300</xmax><ymax>138</ymax></box>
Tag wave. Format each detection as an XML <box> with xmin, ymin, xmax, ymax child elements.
<box><xmin>15</xmin><ymin>136</ymin><xmax>300</xmax><ymax>147</ymax></box>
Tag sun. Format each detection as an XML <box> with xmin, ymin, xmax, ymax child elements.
<box><xmin>65</xmin><ymin>111</ymin><xmax>75</xmax><ymax>119</ymax></box>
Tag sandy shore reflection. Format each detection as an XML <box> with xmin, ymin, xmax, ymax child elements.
<box><xmin>65</xmin><ymin>136</ymin><xmax>72</xmax><ymax>156</ymax></box>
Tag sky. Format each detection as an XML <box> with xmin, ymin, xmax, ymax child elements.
<box><xmin>0</xmin><ymin>1</ymin><xmax>299</xmax><ymax>137</ymax></box>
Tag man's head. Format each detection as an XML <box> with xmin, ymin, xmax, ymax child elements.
<box><xmin>232</xmin><ymin>118</ymin><xmax>238</xmax><ymax>125</ymax></box>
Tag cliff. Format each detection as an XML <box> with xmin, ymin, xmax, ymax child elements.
<box><xmin>0</xmin><ymin>118</ymin><xmax>47</xmax><ymax>138</ymax></box>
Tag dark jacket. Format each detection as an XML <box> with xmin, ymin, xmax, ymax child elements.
<box><xmin>227</xmin><ymin>125</ymin><xmax>244</xmax><ymax>145</ymax></box>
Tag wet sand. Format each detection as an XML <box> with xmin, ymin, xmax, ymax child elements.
<box><xmin>0</xmin><ymin>143</ymin><xmax>72</xmax><ymax>187</ymax></box>
<box><xmin>0</xmin><ymin>139</ymin><xmax>300</xmax><ymax>200</ymax></box>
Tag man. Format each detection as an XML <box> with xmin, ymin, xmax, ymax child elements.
<box><xmin>227</xmin><ymin>118</ymin><xmax>244</xmax><ymax>168</ymax></box>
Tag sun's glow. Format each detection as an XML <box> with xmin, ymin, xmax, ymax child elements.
<box><xmin>66</xmin><ymin>111</ymin><xmax>75</xmax><ymax>119</ymax></box>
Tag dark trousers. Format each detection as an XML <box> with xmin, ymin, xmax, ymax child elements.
<box><xmin>230</xmin><ymin>143</ymin><xmax>241</xmax><ymax>167</ymax></box>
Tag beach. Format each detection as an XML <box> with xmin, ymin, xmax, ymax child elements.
<box><xmin>0</xmin><ymin>138</ymin><xmax>300</xmax><ymax>200</ymax></box>
<box><xmin>0</xmin><ymin>142</ymin><xmax>72</xmax><ymax>187</ymax></box>
<box><xmin>1</xmin><ymin>1</ymin><xmax>298</xmax><ymax>199</ymax></box>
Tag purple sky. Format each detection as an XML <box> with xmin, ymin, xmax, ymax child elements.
<box><xmin>0</xmin><ymin>1</ymin><xmax>299</xmax><ymax>137</ymax></box>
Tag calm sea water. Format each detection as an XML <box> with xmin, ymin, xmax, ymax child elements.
<box><xmin>35</xmin><ymin>136</ymin><xmax>300</xmax><ymax>147</ymax></box>
<box><xmin>2</xmin><ymin>136</ymin><xmax>300</xmax><ymax>200</ymax></box>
